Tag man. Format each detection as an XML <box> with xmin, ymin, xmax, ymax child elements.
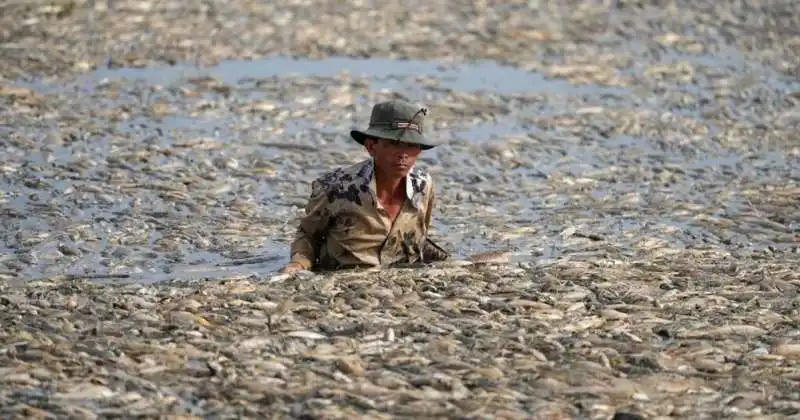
<box><xmin>280</xmin><ymin>99</ymin><xmax>449</xmax><ymax>273</ymax></box>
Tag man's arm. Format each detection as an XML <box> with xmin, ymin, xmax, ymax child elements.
<box><xmin>421</xmin><ymin>187</ymin><xmax>449</xmax><ymax>263</ymax></box>
<box><xmin>287</xmin><ymin>179</ymin><xmax>332</xmax><ymax>270</ymax></box>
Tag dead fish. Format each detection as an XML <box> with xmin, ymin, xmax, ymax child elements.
<box><xmin>286</xmin><ymin>330</ymin><xmax>328</xmax><ymax>340</ymax></box>
<box><xmin>468</xmin><ymin>249</ymin><xmax>513</xmax><ymax>264</ymax></box>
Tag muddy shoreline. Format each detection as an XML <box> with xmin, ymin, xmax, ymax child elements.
<box><xmin>2</xmin><ymin>0</ymin><xmax>799</xmax><ymax>418</ymax></box>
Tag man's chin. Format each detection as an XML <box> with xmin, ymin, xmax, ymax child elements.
<box><xmin>383</xmin><ymin>164</ymin><xmax>408</xmax><ymax>173</ymax></box>
<box><xmin>394</xmin><ymin>166</ymin><xmax>413</xmax><ymax>176</ymax></box>
<box><xmin>376</xmin><ymin>162</ymin><xmax>412</xmax><ymax>179</ymax></box>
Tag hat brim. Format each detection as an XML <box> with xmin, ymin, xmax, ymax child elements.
<box><xmin>350</xmin><ymin>128</ymin><xmax>436</xmax><ymax>150</ymax></box>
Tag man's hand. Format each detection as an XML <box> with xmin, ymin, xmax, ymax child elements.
<box><xmin>280</xmin><ymin>262</ymin><xmax>306</xmax><ymax>274</ymax></box>
<box><xmin>422</xmin><ymin>238</ymin><xmax>449</xmax><ymax>263</ymax></box>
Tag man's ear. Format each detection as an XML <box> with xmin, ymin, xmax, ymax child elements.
<box><xmin>364</xmin><ymin>137</ymin><xmax>377</xmax><ymax>155</ymax></box>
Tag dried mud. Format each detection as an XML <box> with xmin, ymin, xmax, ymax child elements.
<box><xmin>1</xmin><ymin>0</ymin><xmax>799</xmax><ymax>418</ymax></box>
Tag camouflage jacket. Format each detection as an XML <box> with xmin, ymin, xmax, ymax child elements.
<box><xmin>289</xmin><ymin>158</ymin><xmax>449</xmax><ymax>271</ymax></box>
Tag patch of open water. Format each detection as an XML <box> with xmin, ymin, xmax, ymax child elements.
<box><xmin>19</xmin><ymin>56</ymin><xmax>627</xmax><ymax>97</ymax></box>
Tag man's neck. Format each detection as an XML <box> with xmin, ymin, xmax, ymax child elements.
<box><xmin>374</xmin><ymin>170</ymin><xmax>405</xmax><ymax>201</ymax></box>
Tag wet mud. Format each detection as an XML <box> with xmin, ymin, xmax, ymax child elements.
<box><xmin>1</xmin><ymin>0</ymin><xmax>799</xmax><ymax>418</ymax></box>
<box><xmin>3</xmin><ymin>52</ymin><xmax>797</xmax><ymax>282</ymax></box>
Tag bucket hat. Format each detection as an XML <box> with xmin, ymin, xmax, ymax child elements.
<box><xmin>350</xmin><ymin>99</ymin><xmax>439</xmax><ymax>150</ymax></box>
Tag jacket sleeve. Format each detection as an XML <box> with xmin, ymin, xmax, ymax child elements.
<box><xmin>289</xmin><ymin>179</ymin><xmax>332</xmax><ymax>270</ymax></box>
<box><xmin>421</xmin><ymin>183</ymin><xmax>449</xmax><ymax>263</ymax></box>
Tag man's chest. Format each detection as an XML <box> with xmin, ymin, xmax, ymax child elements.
<box><xmin>327</xmin><ymin>192</ymin><xmax>428</xmax><ymax>251</ymax></box>
<box><xmin>332</xmin><ymin>196</ymin><xmax>419</xmax><ymax>232</ymax></box>
<box><xmin>380</xmin><ymin>200</ymin><xmax>403</xmax><ymax>223</ymax></box>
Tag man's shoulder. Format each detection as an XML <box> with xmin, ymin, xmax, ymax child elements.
<box><xmin>310</xmin><ymin>160</ymin><xmax>372</xmax><ymax>196</ymax></box>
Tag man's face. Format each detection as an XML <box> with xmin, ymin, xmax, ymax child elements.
<box><xmin>365</xmin><ymin>137</ymin><xmax>422</xmax><ymax>178</ymax></box>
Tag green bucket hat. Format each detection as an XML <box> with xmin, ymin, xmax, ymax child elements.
<box><xmin>350</xmin><ymin>99</ymin><xmax>439</xmax><ymax>150</ymax></box>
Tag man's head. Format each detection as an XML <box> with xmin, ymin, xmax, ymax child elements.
<box><xmin>350</xmin><ymin>99</ymin><xmax>440</xmax><ymax>153</ymax></box>
<box><xmin>364</xmin><ymin>136</ymin><xmax>422</xmax><ymax>178</ymax></box>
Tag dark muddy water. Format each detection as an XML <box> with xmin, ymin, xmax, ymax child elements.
<box><xmin>3</xmin><ymin>52</ymin><xmax>798</xmax><ymax>284</ymax></box>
